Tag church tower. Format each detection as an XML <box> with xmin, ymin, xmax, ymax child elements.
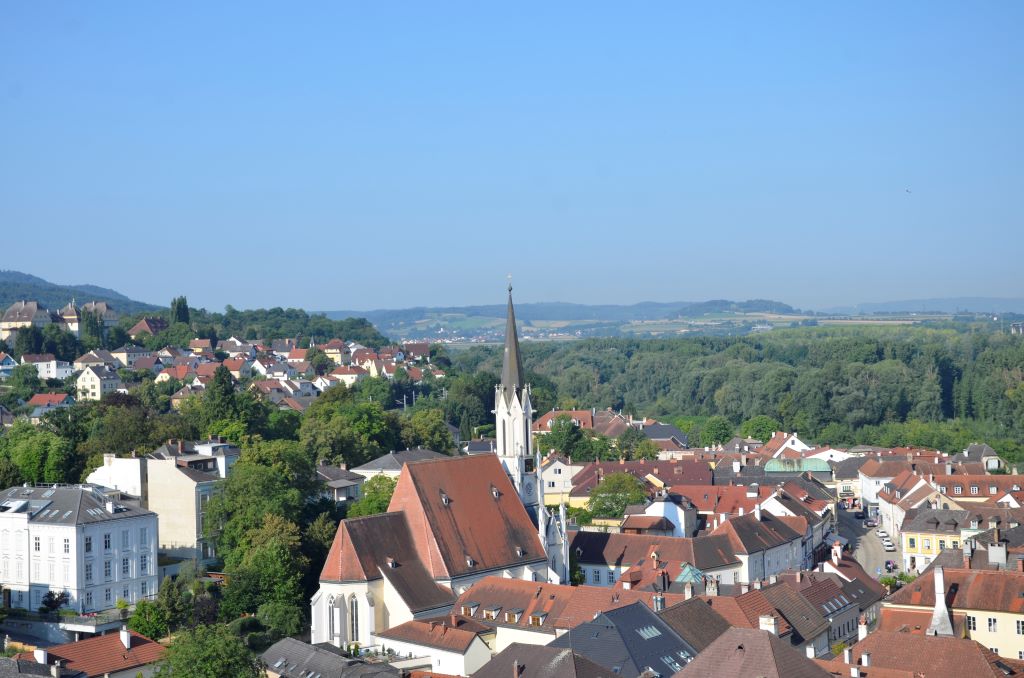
<box><xmin>494</xmin><ymin>285</ymin><xmax>541</xmax><ymax>525</ymax></box>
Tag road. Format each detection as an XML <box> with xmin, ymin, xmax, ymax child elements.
<box><xmin>837</xmin><ymin>507</ymin><xmax>895</xmax><ymax>578</ymax></box>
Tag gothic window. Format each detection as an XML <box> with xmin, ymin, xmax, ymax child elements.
<box><xmin>349</xmin><ymin>596</ymin><xmax>359</xmax><ymax>644</ymax></box>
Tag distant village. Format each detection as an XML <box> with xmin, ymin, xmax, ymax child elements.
<box><xmin>0</xmin><ymin>295</ymin><xmax>1022</xmax><ymax>678</ymax></box>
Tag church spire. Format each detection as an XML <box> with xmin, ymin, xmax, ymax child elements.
<box><xmin>500</xmin><ymin>283</ymin><xmax>525</xmax><ymax>402</ymax></box>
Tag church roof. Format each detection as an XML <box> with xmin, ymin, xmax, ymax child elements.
<box><xmin>388</xmin><ymin>454</ymin><xmax>547</xmax><ymax>580</ymax></box>
<box><xmin>499</xmin><ymin>286</ymin><xmax>526</xmax><ymax>404</ymax></box>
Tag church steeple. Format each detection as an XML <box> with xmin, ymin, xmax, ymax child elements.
<box><xmin>500</xmin><ymin>284</ymin><xmax>525</xmax><ymax>404</ymax></box>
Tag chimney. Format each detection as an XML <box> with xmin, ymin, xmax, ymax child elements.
<box><xmin>740</xmin><ymin>582</ymin><xmax>749</xmax><ymax>594</ymax></box>
<box><xmin>178</xmin><ymin>439</ymin><xmax>184</xmax><ymax>454</ymax></box>
<box><xmin>796</xmin><ymin>571</ymin><xmax>802</xmax><ymax>583</ymax></box>
<box><xmin>513</xmin><ymin>659</ymin><xmax>520</xmax><ymax>677</ymax></box>
<box><xmin>758</xmin><ymin>614</ymin><xmax>779</xmax><ymax>635</ymax></box>
<box><xmin>806</xmin><ymin>645</ymin><xmax>816</xmax><ymax>659</ymax></box>
<box><xmin>753</xmin><ymin>579</ymin><xmax>762</xmax><ymax>590</ymax></box>
<box><xmin>653</xmin><ymin>594</ymin><xmax>665</xmax><ymax>612</ymax></box>
<box><xmin>858</xmin><ymin>616</ymin><xmax>868</xmax><ymax>641</ymax></box>
<box><xmin>105</xmin><ymin>500</ymin><xmax>115</xmax><ymax>514</ymax></box>
<box><xmin>945</xmin><ymin>462</ymin><xmax>952</xmax><ymax>475</ymax></box>
<box><xmin>850</xmin><ymin>668</ymin><xmax>860</xmax><ymax>678</ymax></box>
<box><xmin>1017</xmin><ymin>558</ymin><xmax>1024</xmax><ymax>573</ymax></box>
<box><xmin>120</xmin><ymin>625</ymin><xmax>131</xmax><ymax>650</ymax></box>
<box><xmin>861</xmin><ymin>652</ymin><xmax>871</xmax><ymax>667</ymax></box>
<box><xmin>769</xmin><ymin>574</ymin><xmax>777</xmax><ymax>585</ymax></box>
<box><xmin>50</xmin><ymin>664</ymin><xmax>61</xmax><ymax>678</ymax></box>
<box><xmin>732</xmin><ymin>460</ymin><xmax>741</xmax><ymax>473</ymax></box>
<box><xmin>754</xmin><ymin>503</ymin><xmax>762</xmax><ymax>522</ymax></box>
<box><xmin>706</xmin><ymin>577</ymin><xmax>718</xmax><ymax>597</ymax></box>
<box><xmin>927</xmin><ymin>568</ymin><xmax>954</xmax><ymax>636</ymax></box>
<box><xmin>451</xmin><ymin>613</ymin><xmax>458</xmax><ymax>626</ymax></box>
<box><xmin>843</xmin><ymin>647</ymin><xmax>853</xmax><ymax>664</ymax></box>
<box><xmin>33</xmin><ymin>649</ymin><xmax>47</xmax><ymax>665</ymax></box>
<box><xmin>684</xmin><ymin>581</ymin><xmax>693</xmax><ymax>600</ymax></box>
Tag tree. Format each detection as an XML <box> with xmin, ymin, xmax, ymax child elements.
<box><xmin>4</xmin><ymin>363</ymin><xmax>43</xmax><ymax>403</ymax></box>
<box><xmin>542</xmin><ymin>415</ymin><xmax>584</xmax><ymax>457</ymax></box>
<box><xmin>40</xmin><ymin>590</ymin><xmax>69</xmax><ymax>612</ymax></box>
<box><xmin>129</xmin><ymin>599</ymin><xmax>170</xmax><ymax>640</ymax></box>
<box><xmin>13</xmin><ymin>326</ymin><xmax>43</xmax><ymax>358</ymax></box>
<box><xmin>170</xmin><ymin>296</ymin><xmax>190</xmax><ymax>325</ymax></box>
<box><xmin>700</xmin><ymin>416</ymin><xmax>734</xmax><ymax>446</ymax></box>
<box><xmin>0</xmin><ymin>421</ymin><xmax>73</xmax><ymax>483</ymax></box>
<box><xmin>616</xmin><ymin>427</ymin><xmax>647</xmax><ymax>457</ymax></box>
<box><xmin>347</xmin><ymin>475</ymin><xmax>397</xmax><ymax>518</ymax></box>
<box><xmin>740</xmin><ymin>415</ymin><xmax>781</xmax><ymax>443</ymax></box>
<box><xmin>157</xmin><ymin>576</ymin><xmax>192</xmax><ymax>631</ymax></box>
<box><xmin>221</xmin><ymin>515</ymin><xmax>308</xmax><ymax>620</ymax></box>
<box><xmin>587</xmin><ymin>472</ymin><xmax>647</xmax><ymax>518</ymax></box>
<box><xmin>155</xmin><ymin>624</ymin><xmax>264</xmax><ymax>678</ymax></box>
<box><xmin>400</xmin><ymin>408</ymin><xmax>454</xmax><ymax>453</ymax></box>
<box><xmin>306</xmin><ymin>348</ymin><xmax>335</xmax><ymax>376</ymax></box>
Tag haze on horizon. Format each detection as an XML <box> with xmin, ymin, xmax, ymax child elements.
<box><xmin>2</xmin><ymin>3</ymin><xmax>1022</xmax><ymax>313</ymax></box>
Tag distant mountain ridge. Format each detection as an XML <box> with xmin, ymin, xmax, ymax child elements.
<box><xmin>0</xmin><ymin>270</ymin><xmax>161</xmax><ymax>314</ymax></box>
<box><xmin>820</xmin><ymin>297</ymin><xmax>1024</xmax><ymax>315</ymax></box>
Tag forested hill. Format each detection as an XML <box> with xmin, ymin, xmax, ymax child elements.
<box><xmin>450</xmin><ymin>325</ymin><xmax>1024</xmax><ymax>458</ymax></box>
<box><xmin>0</xmin><ymin>270</ymin><xmax>161</xmax><ymax>314</ymax></box>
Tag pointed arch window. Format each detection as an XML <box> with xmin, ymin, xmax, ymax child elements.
<box><xmin>349</xmin><ymin>596</ymin><xmax>359</xmax><ymax>644</ymax></box>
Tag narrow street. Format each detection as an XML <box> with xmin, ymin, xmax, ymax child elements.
<box><xmin>837</xmin><ymin>506</ymin><xmax>893</xmax><ymax>579</ymax></box>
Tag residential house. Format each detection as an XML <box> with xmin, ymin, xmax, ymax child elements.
<box><xmin>73</xmin><ymin>350</ymin><xmax>120</xmax><ymax>372</ymax></box>
<box><xmin>79</xmin><ymin>301</ymin><xmax>119</xmax><ymax>329</ymax></box>
<box><xmin>216</xmin><ymin>337</ymin><xmax>256</xmax><ymax>359</ymax></box>
<box><xmin>815</xmin><ymin>631</ymin><xmax>1024</xmax><ymax>678</ymax></box>
<box><xmin>310</xmin><ymin>455</ymin><xmax>552</xmax><ymax>648</ymax></box>
<box><xmin>539</xmin><ymin>454</ymin><xmax>584</xmax><ymax>506</ymax></box>
<box><xmin>677</xmin><ymin>627</ymin><xmax>832</xmax><ymax>678</ymax></box>
<box><xmin>375</xmin><ymin>618</ymin><xmax>492</xmax><ymax>675</ymax></box>
<box><xmin>187</xmin><ymin>338</ymin><xmax>212</xmax><ymax>354</ymax></box>
<box><xmin>710</xmin><ymin>508</ymin><xmax>804</xmax><ymax>583</ymax></box>
<box><xmin>0</xmin><ymin>352</ymin><xmax>17</xmax><ymax>379</ymax></box>
<box><xmin>261</xmin><ymin>637</ymin><xmax>399</xmax><ymax>678</ymax></box>
<box><xmin>642</xmin><ymin>422</ymin><xmax>690</xmax><ymax>450</ymax></box>
<box><xmin>350</xmin><ymin>448</ymin><xmax>449</xmax><ymax>480</ymax></box>
<box><xmin>569</xmin><ymin>460</ymin><xmax>712</xmax><ymax>509</ymax></box>
<box><xmin>110</xmin><ymin>345</ymin><xmax>151</xmax><ymax>370</ymax></box>
<box><xmin>829</xmin><ymin>456</ymin><xmax>871</xmax><ymax>509</ymax></box>
<box><xmin>532</xmin><ymin>409</ymin><xmax>595</xmax><ymax>434</ymax></box>
<box><xmin>900</xmin><ymin>508</ymin><xmax>1024</xmax><ymax>573</ymax></box>
<box><xmin>329</xmin><ymin>365</ymin><xmax>368</xmax><ymax>387</ymax></box>
<box><xmin>318</xmin><ymin>339</ymin><xmax>350</xmax><ymax>365</ymax></box>
<box><xmin>127</xmin><ymin>317</ymin><xmax>168</xmax><ymax>339</ymax></box>
<box><xmin>954</xmin><ymin>443</ymin><xmax>1006</xmax><ymax>472</ymax></box>
<box><xmin>76</xmin><ymin>366</ymin><xmax>121</xmax><ymax>401</ymax></box>
<box><xmin>402</xmin><ymin>342</ymin><xmax>431</xmax><ymax>362</ymax></box>
<box><xmin>317</xmin><ymin>462</ymin><xmax>364</xmax><ymax>504</ymax></box>
<box><xmin>21</xmin><ymin>353</ymin><xmax>73</xmax><ymax>380</ymax></box>
<box><xmin>448</xmin><ymin>576</ymin><xmax>684</xmax><ymax>653</ymax></box>
<box><xmin>548</xmin><ymin>602</ymin><xmax>698</xmax><ymax>677</ymax></box>
<box><xmin>569</xmin><ymin>531</ymin><xmax>742</xmax><ymax>590</ymax></box>
<box><xmin>656</xmin><ymin>597</ymin><xmax>733</xmax><ymax>653</ymax></box>
<box><xmin>759</xmin><ymin>431</ymin><xmax>813</xmax><ymax>458</ymax></box>
<box><xmin>19</xmin><ymin>628</ymin><xmax>164</xmax><ymax>678</ymax></box>
<box><xmin>0</xmin><ymin>485</ymin><xmax>159</xmax><ymax>613</ymax></box>
<box><xmin>0</xmin><ymin>301</ymin><xmax>52</xmax><ymax>342</ymax></box>
<box><xmin>473</xmin><ymin>644</ymin><xmax>617</xmax><ymax>678</ymax></box>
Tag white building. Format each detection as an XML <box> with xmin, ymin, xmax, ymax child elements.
<box><xmin>76</xmin><ymin>366</ymin><xmax>121</xmax><ymax>401</ymax></box>
<box><xmin>0</xmin><ymin>485</ymin><xmax>159</xmax><ymax>613</ymax></box>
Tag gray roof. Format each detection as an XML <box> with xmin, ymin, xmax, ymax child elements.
<box><xmin>657</xmin><ymin>598</ymin><xmax>732</xmax><ymax>652</ymax></box>
<box><xmin>0</xmin><ymin>485</ymin><xmax>155</xmax><ymax>525</ymax></box>
<box><xmin>499</xmin><ymin>287</ymin><xmax>526</xmax><ymax>405</ymax></box>
<box><xmin>676</xmin><ymin>628</ymin><xmax>831</xmax><ymax>678</ymax></box>
<box><xmin>549</xmin><ymin>602</ymin><xmax>696</xmax><ymax>678</ymax></box>
<box><xmin>352</xmin><ymin>448</ymin><xmax>447</xmax><ymax>472</ymax></box>
<box><xmin>828</xmin><ymin>456</ymin><xmax>871</xmax><ymax>479</ymax></box>
<box><xmin>474</xmin><ymin>643</ymin><xmax>618</xmax><ymax>678</ymax></box>
<box><xmin>261</xmin><ymin>638</ymin><xmax>398</xmax><ymax>677</ymax></box>
<box><xmin>642</xmin><ymin>423</ymin><xmax>689</xmax><ymax>446</ymax></box>
<box><xmin>0</xmin><ymin>658</ymin><xmax>84</xmax><ymax>677</ymax></box>
<box><xmin>317</xmin><ymin>465</ymin><xmax>364</xmax><ymax>488</ymax></box>
<box><xmin>712</xmin><ymin>463</ymin><xmax>767</xmax><ymax>485</ymax></box>
<box><xmin>901</xmin><ymin>509</ymin><xmax>971</xmax><ymax>535</ymax></box>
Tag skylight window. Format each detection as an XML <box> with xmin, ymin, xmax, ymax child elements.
<box><xmin>636</xmin><ymin>625</ymin><xmax>662</xmax><ymax>640</ymax></box>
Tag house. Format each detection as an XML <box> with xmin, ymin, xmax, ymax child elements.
<box><xmin>829</xmin><ymin>456</ymin><xmax>871</xmax><ymax>509</ymax></box>
<box><xmin>261</xmin><ymin>637</ymin><xmax>399</xmax><ymax>678</ymax></box>
<box><xmin>899</xmin><ymin>508</ymin><xmax>1024</xmax><ymax>573</ymax></box>
<box><xmin>350</xmin><ymin>448</ymin><xmax>449</xmax><ymax>480</ymax></box>
<box><xmin>73</xmin><ymin>349</ymin><xmax>120</xmax><ymax>371</ymax></box>
<box><xmin>532</xmin><ymin>409</ymin><xmax>595</xmax><ymax>434</ymax></box>
<box><xmin>449</xmin><ymin>576</ymin><xmax>685</xmax><ymax>652</ymax></box>
<box><xmin>642</xmin><ymin>423</ymin><xmax>690</xmax><ymax>450</ymax></box>
<box><xmin>569</xmin><ymin>460</ymin><xmax>712</xmax><ymax>509</ymax></box>
<box><xmin>473</xmin><ymin>644</ymin><xmax>617</xmax><ymax>678</ymax></box>
<box><xmin>18</xmin><ymin>628</ymin><xmax>164</xmax><ymax>678</ymax></box>
<box><xmin>402</xmin><ymin>342</ymin><xmax>431</xmax><ymax>362</ymax></box>
<box><xmin>79</xmin><ymin>301</ymin><xmax>119</xmax><ymax>329</ymax></box>
<box><xmin>110</xmin><ymin>345</ymin><xmax>151</xmax><ymax>370</ymax></box>
<box><xmin>127</xmin><ymin>317</ymin><xmax>168</xmax><ymax>339</ymax></box>
<box><xmin>188</xmin><ymin>338</ymin><xmax>212</xmax><ymax>354</ymax></box>
<box><xmin>710</xmin><ymin>508</ymin><xmax>804</xmax><ymax>583</ymax></box>
<box><xmin>0</xmin><ymin>404</ymin><xmax>15</xmax><ymax>429</ymax></box>
<box><xmin>759</xmin><ymin>431</ymin><xmax>813</xmax><ymax>458</ymax></box>
<box><xmin>318</xmin><ymin>339</ymin><xmax>350</xmax><ymax>365</ymax></box>
<box><xmin>217</xmin><ymin>337</ymin><xmax>256</xmax><ymax>359</ymax></box>
<box><xmin>317</xmin><ymin>462</ymin><xmax>364</xmax><ymax>504</ymax></box>
<box><xmin>27</xmin><ymin>393</ymin><xmax>75</xmax><ymax>409</ymax></box>
<box><xmin>329</xmin><ymin>365</ymin><xmax>368</xmax><ymax>387</ymax></box>
<box><xmin>310</xmin><ymin>455</ymin><xmax>552</xmax><ymax>648</ymax></box>
<box><xmin>548</xmin><ymin>602</ymin><xmax>698</xmax><ymax>677</ymax></box>
<box><xmin>375</xmin><ymin>618</ymin><xmax>492</xmax><ymax>675</ymax></box>
<box><xmin>156</xmin><ymin>365</ymin><xmax>196</xmax><ymax>384</ymax></box>
<box><xmin>815</xmin><ymin>630</ymin><xmax>1024</xmax><ymax>678</ymax></box>
<box><xmin>75</xmin><ymin>366</ymin><xmax>121</xmax><ymax>401</ymax></box>
<box><xmin>21</xmin><ymin>353</ymin><xmax>73</xmax><ymax>380</ymax></box>
<box><xmin>0</xmin><ymin>352</ymin><xmax>17</xmax><ymax>379</ymax></box>
<box><xmin>677</xmin><ymin>628</ymin><xmax>832</xmax><ymax>678</ymax></box>
<box><xmin>814</xmin><ymin>551</ymin><xmax>887</xmax><ymax>625</ymax></box>
<box><xmin>1</xmin><ymin>301</ymin><xmax>52</xmax><ymax>342</ymax></box>
<box><xmin>0</xmin><ymin>485</ymin><xmax>159</xmax><ymax>613</ymax></box>
<box><xmin>0</xmin><ymin>657</ymin><xmax>84</xmax><ymax>677</ymax></box>
<box><xmin>656</xmin><ymin>597</ymin><xmax>733</xmax><ymax>653</ymax></box>
<box><xmin>569</xmin><ymin>531</ymin><xmax>742</xmax><ymax>590</ymax></box>
<box><xmin>539</xmin><ymin>454</ymin><xmax>584</xmax><ymax>505</ymax></box>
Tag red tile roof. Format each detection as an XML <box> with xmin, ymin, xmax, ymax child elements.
<box><xmin>376</xmin><ymin>619</ymin><xmax>481</xmax><ymax>653</ymax></box>
<box><xmin>27</xmin><ymin>393</ymin><xmax>72</xmax><ymax>407</ymax></box>
<box><xmin>18</xmin><ymin>630</ymin><xmax>165</xmax><ymax>677</ymax></box>
<box><xmin>533</xmin><ymin>409</ymin><xmax>595</xmax><ymax>432</ymax></box>
<box><xmin>887</xmin><ymin>566</ymin><xmax>1024</xmax><ymax>613</ymax></box>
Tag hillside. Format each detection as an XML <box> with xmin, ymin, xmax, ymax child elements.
<box><xmin>0</xmin><ymin>270</ymin><xmax>161</xmax><ymax>315</ymax></box>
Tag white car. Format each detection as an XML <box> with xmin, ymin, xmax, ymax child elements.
<box><xmin>883</xmin><ymin>542</ymin><xmax>897</xmax><ymax>552</ymax></box>
<box><xmin>876</xmin><ymin>530</ymin><xmax>888</xmax><ymax>538</ymax></box>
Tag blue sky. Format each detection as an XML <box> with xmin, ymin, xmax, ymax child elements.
<box><xmin>2</xmin><ymin>2</ymin><xmax>1021</xmax><ymax>312</ymax></box>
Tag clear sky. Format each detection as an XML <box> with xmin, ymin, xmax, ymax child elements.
<box><xmin>2</xmin><ymin>2</ymin><xmax>1021</xmax><ymax>312</ymax></box>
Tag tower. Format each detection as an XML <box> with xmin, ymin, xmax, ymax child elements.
<box><xmin>494</xmin><ymin>284</ymin><xmax>541</xmax><ymax>525</ymax></box>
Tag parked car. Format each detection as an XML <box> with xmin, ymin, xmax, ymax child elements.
<box><xmin>884</xmin><ymin>542</ymin><xmax>897</xmax><ymax>552</ymax></box>
<box><xmin>876</xmin><ymin>529</ymin><xmax>888</xmax><ymax>538</ymax></box>
<box><xmin>854</xmin><ymin>511</ymin><xmax>866</xmax><ymax>519</ymax></box>
<box><xmin>865</xmin><ymin>519</ymin><xmax>878</xmax><ymax>527</ymax></box>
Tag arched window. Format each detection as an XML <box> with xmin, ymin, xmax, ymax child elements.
<box><xmin>327</xmin><ymin>596</ymin><xmax>336</xmax><ymax>640</ymax></box>
<box><xmin>502</xmin><ymin>421</ymin><xmax>507</xmax><ymax>455</ymax></box>
<box><xmin>349</xmin><ymin>596</ymin><xmax>359</xmax><ymax>644</ymax></box>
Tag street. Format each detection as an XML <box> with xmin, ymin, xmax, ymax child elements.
<box><xmin>837</xmin><ymin>507</ymin><xmax>895</xmax><ymax>579</ymax></box>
